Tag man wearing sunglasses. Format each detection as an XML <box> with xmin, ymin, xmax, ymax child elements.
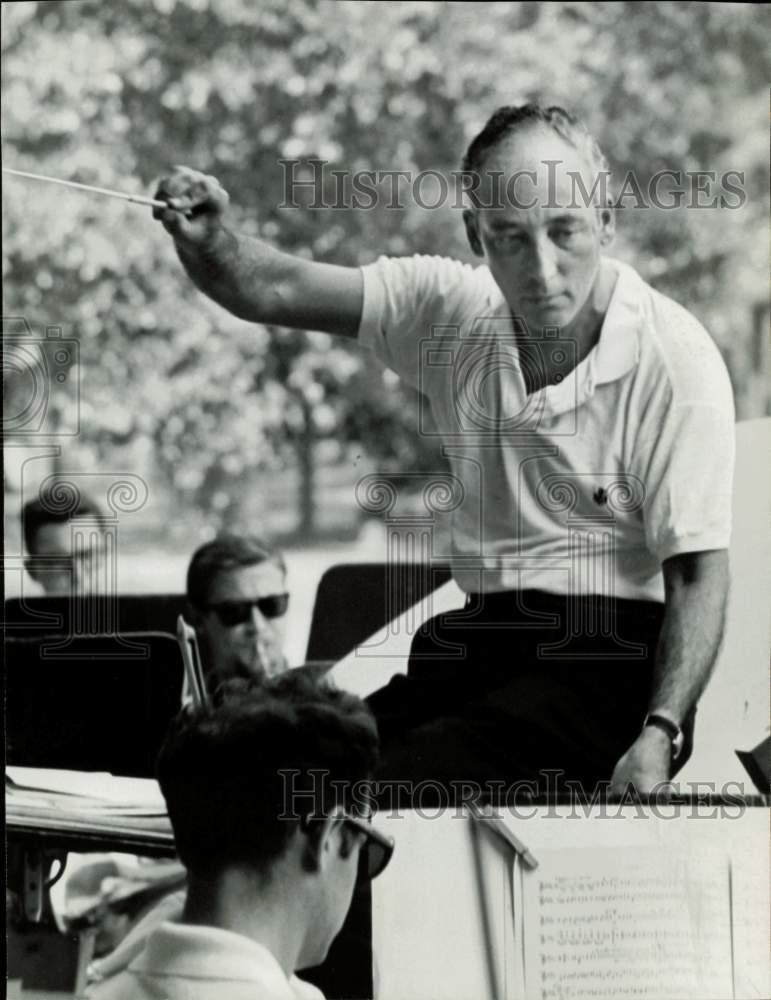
<box><xmin>186</xmin><ymin>533</ymin><xmax>290</xmax><ymax>689</ymax></box>
<box><xmin>88</xmin><ymin>671</ymin><xmax>392</xmax><ymax>1000</ymax></box>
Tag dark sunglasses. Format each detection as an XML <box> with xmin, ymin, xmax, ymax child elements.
<box><xmin>344</xmin><ymin>814</ymin><xmax>395</xmax><ymax>882</ymax></box>
<box><xmin>205</xmin><ymin>593</ymin><xmax>289</xmax><ymax>626</ymax></box>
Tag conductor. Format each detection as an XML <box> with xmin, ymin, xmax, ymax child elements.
<box><xmin>153</xmin><ymin>103</ymin><xmax>734</xmax><ymax>797</ymax></box>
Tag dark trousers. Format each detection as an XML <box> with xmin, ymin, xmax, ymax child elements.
<box><xmin>367</xmin><ymin>590</ymin><xmax>693</xmax><ymax>797</ymax></box>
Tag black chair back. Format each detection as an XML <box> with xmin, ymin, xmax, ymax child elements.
<box><xmin>6</xmin><ymin>632</ymin><xmax>184</xmax><ymax>777</ymax></box>
<box><xmin>305</xmin><ymin>562</ymin><xmax>452</xmax><ymax>662</ymax></box>
<box><xmin>3</xmin><ymin>594</ymin><xmax>188</xmax><ymax>638</ymax></box>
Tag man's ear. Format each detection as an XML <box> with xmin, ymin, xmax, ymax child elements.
<box><xmin>598</xmin><ymin>204</ymin><xmax>615</xmax><ymax>247</ymax></box>
<box><xmin>300</xmin><ymin>815</ymin><xmax>346</xmax><ymax>874</ymax></box>
<box><xmin>463</xmin><ymin>209</ymin><xmax>485</xmax><ymax>257</ymax></box>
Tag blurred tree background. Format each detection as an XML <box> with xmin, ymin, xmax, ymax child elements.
<box><xmin>3</xmin><ymin>0</ymin><xmax>769</xmax><ymax>551</ymax></box>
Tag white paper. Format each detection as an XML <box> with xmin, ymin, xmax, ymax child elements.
<box><xmin>522</xmin><ymin>845</ymin><xmax>733</xmax><ymax>1000</ymax></box>
<box><xmin>6</xmin><ymin>766</ymin><xmax>165</xmax><ymax>807</ymax></box>
<box><xmin>731</xmin><ymin>838</ymin><xmax>771</xmax><ymax>999</ymax></box>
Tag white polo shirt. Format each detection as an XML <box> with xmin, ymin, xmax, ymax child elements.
<box><xmin>358</xmin><ymin>255</ymin><xmax>735</xmax><ymax>602</ymax></box>
<box><xmin>87</xmin><ymin>922</ymin><xmax>324</xmax><ymax>1000</ymax></box>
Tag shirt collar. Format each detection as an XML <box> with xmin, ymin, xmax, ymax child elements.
<box><xmin>484</xmin><ymin>257</ymin><xmax>642</xmax><ymax>412</ymax></box>
<box><xmin>590</xmin><ymin>258</ymin><xmax>642</xmax><ymax>387</ymax></box>
<box><xmin>131</xmin><ymin>922</ymin><xmax>298</xmax><ymax>995</ymax></box>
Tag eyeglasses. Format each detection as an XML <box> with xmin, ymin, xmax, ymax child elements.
<box><xmin>344</xmin><ymin>814</ymin><xmax>395</xmax><ymax>882</ymax></box>
<box><xmin>204</xmin><ymin>593</ymin><xmax>289</xmax><ymax>626</ymax></box>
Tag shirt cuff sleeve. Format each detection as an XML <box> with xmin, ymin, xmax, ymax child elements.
<box><xmin>356</xmin><ymin>262</ymin><xmax>386</xmax><ymax>354</ymax></box>
<box><xmin>651</xmin><ymin>531</ymin><xmax>732</xmax><ymax>564</ymax></box>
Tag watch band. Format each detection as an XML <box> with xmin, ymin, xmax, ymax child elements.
<box><xmin>644</xmin><ymin>713</ymin><xmax>684</xmax><ymax>760</ymax></box>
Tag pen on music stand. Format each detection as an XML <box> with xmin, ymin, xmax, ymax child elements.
<box><xmin>468</xmin><ymin>801</ymin><xmax>539</xmax><ymax>870</ymax></box>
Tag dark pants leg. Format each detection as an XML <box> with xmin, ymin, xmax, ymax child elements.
<box><xmin>367</xmin><ymin>590</ymin><xmax>690</xmax><ymax>797</ymax></box>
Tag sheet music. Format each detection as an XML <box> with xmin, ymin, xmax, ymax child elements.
<box><xmin>731</xmin><ymin>832</ymin><xmax>771</xmax><ymax>999</ymax></box>
<box><xmin>6</xmin><ymin>767</ymin><xmax>172</xmax><ymax>836</ymax></box>
<box><xmin>6</xmin><ymin>766</ymin><xmax>165</xmax><ymax>807</ymax></box>
<box><xmin>521</xmin><ymin>845</ymin><xmax>733</xmax><ymax>1000</ymax></box>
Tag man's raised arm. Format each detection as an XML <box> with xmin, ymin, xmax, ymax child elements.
<box><xmin>153</xmin><ymin>166</ymin><xmax>363</xmax><ymax>338</ymax></box>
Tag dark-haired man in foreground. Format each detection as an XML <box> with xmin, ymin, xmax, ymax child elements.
<box><xmin>76</xmin><ymin>532</ymin><xmax>289</xmax><ymax>979</ymax></box>
<box><xmin>153</xmin><ymin>103</ymin><xmax>734</xmax><ymax>796</ymax></box>
<box><xmin>89</xmin><ymin>672</ymin><xmax>390</xmax><ymax>1000</ymax></box>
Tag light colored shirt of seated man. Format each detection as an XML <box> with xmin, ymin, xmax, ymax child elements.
<box><xmin>89</xmin><ymin>921</ymin><xmax>323</xmax><ymax>1000</ymax></box>
<box><xmin>86</xmin><ymin>672</ymin><xmax>386</xmax><ymax>1000</ymax></box>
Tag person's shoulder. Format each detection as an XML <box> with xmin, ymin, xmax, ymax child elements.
<box><xmin>86</xmin><ymin>887</ymin><xmax>186</xmax><ymax>982</ymax></box>
<box><xmin>365</xmin><ymin>253</ymin><xmax>497</xmax><ymax>297</ymax></box>
<box><xmin>620</xmin><ymin>261</ymin><xmax>732</xmax><ymax>405</ymax></box>
<box><xmin>365</xmin><ymin>251</ymin><xmax>484</xmax><ymax>273</ymax></box>
<box><xmin>290</xmin><ymin>974</ymin><xmax>326</xmax><ymax>999</ymax></box>
<box><xmin>84</xmin><ymin>970</ymin><xmax>138</xmax><ymax>1000</ymax></box>
<box><xmin>358</xmin><ymin>254</ymin><xmax>501</xmax><ymax>359</ymax></box>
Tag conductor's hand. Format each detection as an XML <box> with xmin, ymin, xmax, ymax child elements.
<box><xmin>153</xmin><ymin>166</ymin><xmax>229</xmax><ymax>248</ymax></box>
<box><xmin>609</xmin><ymin>725</ymin><xmax>672</xmax><ymax>798</ymax></box>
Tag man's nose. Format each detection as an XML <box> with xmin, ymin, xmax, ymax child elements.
<box><xmin>248</xmin><ymin>604</ymin><xmax>268</xmax><ymax>630</ymax></box>
<box><xmin>529</xmin><ymin>235</ymin><xmax>559</xmax><ymax>287</ymax></box>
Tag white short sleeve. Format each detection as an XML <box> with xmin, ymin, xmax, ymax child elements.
<box><xmin>357</xmin><ymin>254</ymin><xmax>497</xmax><ymax>389</ymax></box>
<box><xmin>637</xmin><ymin>398</ymin><xmax>735</xmax><ymax>563</ymax></box>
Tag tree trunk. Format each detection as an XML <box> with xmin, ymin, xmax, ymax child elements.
<box><xmin>296</xmin><ymin>398</ymin><xmax>316</xmax><ymax>538</ymax></box>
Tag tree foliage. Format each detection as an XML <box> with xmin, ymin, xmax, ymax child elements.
<box><xmin>3</xmin><ymin>0</ymin><xmax>768</xmax><ymax>532</ymax></box>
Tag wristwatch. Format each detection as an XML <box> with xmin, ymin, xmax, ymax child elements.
<box><xmin>643</xmin><ymin>713</ymin><xmax>684</xmax><ymax>761</ymax></box>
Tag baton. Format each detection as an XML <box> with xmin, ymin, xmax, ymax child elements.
<box><xmin>3</xmin><ymin>166</ymin><xmax>168</xmax><ymax>209</ymax></box>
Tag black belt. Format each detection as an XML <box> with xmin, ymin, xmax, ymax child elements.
<box><xmin>464</xmin><ymin>589</ymin><xmax>665</xmax><ymax>625</ymax></box>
